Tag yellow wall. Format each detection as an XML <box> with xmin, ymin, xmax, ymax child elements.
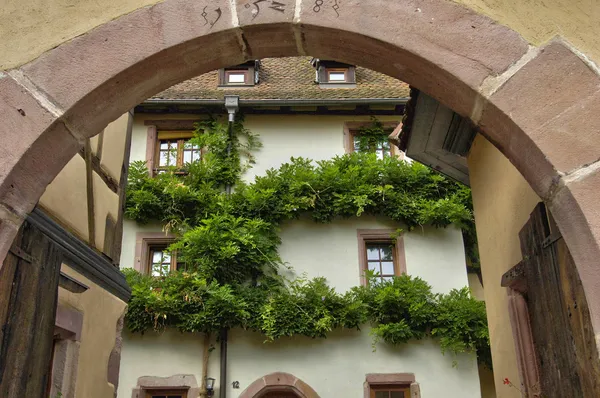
<box><xmin>452</xmin><ymin>0</ymin><xmax>600</xmax><ymax>65</ymax></box>
<box><xmin>39</xmin><ymin>155</ymin><xmax>89</xmax><ymax>242</ymax></box>
<box><xmin>58</xmin><ymin>264</ymin><xmax>127</xmax><ymax>398</ymax></box>
<box><xmin>467</xmin><ymin>135</ymin><xmax>540</xmax><ymax>397</ymax></box>
<box><xmin>1</xmin><ymin>0</ymin><xmax>599</xmax><ymax>70</ymax></box>
<box><xmin>0</xmin><ymin>0</ymin><xmax>162</xmax><ymax>70</ymax></box>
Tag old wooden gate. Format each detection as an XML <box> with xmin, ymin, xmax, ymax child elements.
<box><xmin>0</xmin><ymin>220</ymin><xmax>62</xmax><ymax>397</ymax></box>
<box><xmin>502</xmin><ymin>203</ymin><xmax>600</xmax><ymax>397</ymax></box>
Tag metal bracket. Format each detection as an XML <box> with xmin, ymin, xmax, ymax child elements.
<box><xmin>9</xmin><ymin>246</ymin><xmax>35</xmax><ymax>263</ymax></box>
<box><xmin>542</xmin><ymin>231</ymin><xmax>562</xmax><ymax>249</ymax></box>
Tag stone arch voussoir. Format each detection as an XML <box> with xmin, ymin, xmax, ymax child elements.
<box><xmin>239</xmin><ymin>372</ymin><xmax>320</xmax><ymax>398</ymax></box>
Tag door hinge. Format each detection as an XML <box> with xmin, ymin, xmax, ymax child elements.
<box><xmin>9</xmin><ymin>246</ymin><xmax>35</xmax><ymax>263</ymax></box>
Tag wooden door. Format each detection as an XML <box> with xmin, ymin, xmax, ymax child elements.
<box><xmin>0</xmin><ymin>221</ymin><xmax>62</xmax><ymax>398</ymax></box>
<box><xmin>507</xmin><ymin>204</ymin><xmax>600</xmax><ymax>397</ymax></box>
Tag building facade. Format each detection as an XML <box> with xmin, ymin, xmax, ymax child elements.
<box><xmin>0</xmin><ymin>114</ymin><xmax>132</xmax><ymax>397</ymax></box>
<box><xmin>117</xmin><ymin>58</ymin><xmax>491</xmax><ymax>398</ymax></box>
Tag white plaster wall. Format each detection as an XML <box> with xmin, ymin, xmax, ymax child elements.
<box><xmin>226</xmin><ymin>328</ymin><xmax>479</xmax><ymax>398</ymax></box>
<box><xmin>117</xmin><ymin>329</ymin><xmax>221</xmax><ymax>398</ymax></box>
<box><xmin>278</xmin><ymin>216</ymin><xmax>467</xmax><ymax>294</ymax></box>
<box><xmin>403</xmin><ymin>225</ymin><xmax>468</xmax><ymax>294</ymax></box>
<box><xmin>242</xmin><ymin>114</ymin><xmax>400</xmax><ymax>182</ymax></box>
<box><xmin>118</xmin><ymin>326</ymin><xmax>480</xmax><ymax>398</ymax></box>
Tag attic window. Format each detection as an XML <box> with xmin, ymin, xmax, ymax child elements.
<box><xmin>219</xmin><ymin>60</ymin><xmax>260</xmax><ymax>87</ymax></box>
<box><xmin>312</xmin><ymin>58</ymin><xmax>356</xmax><ymax>86</ymax></box>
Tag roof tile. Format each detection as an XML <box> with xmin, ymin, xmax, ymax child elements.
<box><xmin>152</xmin><ymin>57</ymin><xmax>409</xmax><ymax>101</ymax></box>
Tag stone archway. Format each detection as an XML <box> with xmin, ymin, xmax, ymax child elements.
<box><xmin>2</xmin><ymin>0</ymin><xmax>600</xmax><ymax>359</ymax></box>
<box><xmin>239</xmin><ymin>372</ymin><xmax>320</xmax><ymax>398</ymax></box>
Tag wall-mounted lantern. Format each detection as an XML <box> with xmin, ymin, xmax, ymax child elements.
<box><xmin>206</xmin><ymin>377</ymin><xmax>216</xmax><ymax>397</ymax></box>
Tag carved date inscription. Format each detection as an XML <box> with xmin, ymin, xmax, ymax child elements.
<box><xmin>313</xmin><ymin>0</ymin><xmax>341</xmax><ymax>17</ymax></box>
<box><xmin>245</xmin><ymin>0</ymin><xmax>287</xmax><ymax>19</ymax></box>
<box><xmin>201</xmin><ymin>6</ymin><xmax>223</xmax><ymax>28</ymax></box>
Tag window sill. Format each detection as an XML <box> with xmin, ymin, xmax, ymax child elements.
<box><xmin>318</xmin><ymin>83</ymin><xmax>357</xmax><ymax>89</ymax></box>
<box><xmin>218</xmin><ymin>84</ymin><xmax>255</xmax><ymax>88</ymax></box>
<box><xmin>154</xmin><ymin>169</ymin><xmax>189</xmax><ymax>176</ymax></box>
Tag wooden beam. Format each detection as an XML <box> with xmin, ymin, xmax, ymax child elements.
<box><xmin>111</xmin><ymin>111</ymin><xmax>134</xmax><ymax>265</ymax></box>
<box><xmin>0</xmin><ymin>221</ymin><xmax>62</xmax><ymax>397</ymax></box>
<box><xmin>84</xmin><ymin>140</ymin><xmax>96</xmax><ymax>248</ymax></box>
<box><xmin>78</xmin><ymin>147</ymin><xmax>119</xmax><ymax>194</ymax></box>
<box><xmin>501</xmin><ymin>260</ymin><xmax>528</xmax><ymax>293</ymax></box>
<box><xmin>143</xmin><ymin>119</ymin><xmax>202</xmax><ymax>130</ymax></box>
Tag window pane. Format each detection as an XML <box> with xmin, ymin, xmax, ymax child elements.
<box><xmin>183</xmin><ymin>150</ymin><xmax>192</xmax><ymax>164</ymax></box>
<box><xmin>367</xmin><ymin>247</ymin><xmax>380</xmax><ymax>260</ymax></box>
<box><xmin>159</xmin><ymin>150</ymin><xmax>169</xmax><ymax>167</ymax></box>
<box><xmin>376</xmin><ymin>150</ymin><xmax>384</xmax><ymax>159</ymax></box>
<box><xmin>152</xmin><ymin>251</ymin><xmax>164</xmax><ymax>263</ymax></box>
<box><xmin>368</xmin><ymin>261</ymin><xmax>380</xmax><ymax>272</ymax></box>
<box><xmin>160</xmin><ymin>142</ymin><xmax>169</xmax><ymax>150</ymax></box>
<box><xmin>382</xmin><ymin>276</ymin><xmax>393</xmax><ymax>282</ymax></box>
<box><xmin>375</xmin><ymin>392</ymin><xmax>388</xmax><ymax>398</ymax></box>
<box><xmin>228</xmin><ymin>73</ymin><xmax>246</xmax><ymax>83</ymax></box>
<box><xmin>381</xmin><ymin>246</ymin><xmax>393</xmax><ymax>260</ymax></box>
<box><xmin>390</xmin><ymin>392</ymin><xmax>405</xmax><ymax>398</ymax></box>
<box><xmin>151</xmin><ymin>265</ymin><xmax>162</xmax><ymax>277</ymax></box>
<box><xmin>328</xmin><ymin>71</ymin><xmax>346</xmax><ymax>81</ymax></box>
<box><xmin>151</xmin><ymin>248</ymin><xmax>170</xmax><ymax>276</ymax></box>
<box><xmin>381</xmin><ymin>261</ymin><xmax>394</xmax><ymax>275</ymax></box>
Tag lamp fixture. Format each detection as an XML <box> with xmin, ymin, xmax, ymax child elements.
<box><xmin>205</xmin><ymin>376</ymin><xmax>216</xmax><ymax>397</ymax></box>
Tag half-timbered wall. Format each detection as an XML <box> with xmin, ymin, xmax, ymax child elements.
<box><xmin>39</xmin><ymin>111</ymin><xmax>133</xmax><ymax>263</ymax></box>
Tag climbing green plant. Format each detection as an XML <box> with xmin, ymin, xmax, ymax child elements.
<box><xmin>123</xmin><ymin>117</ymin><xmax>489</xmax><ymax>366</ymax></box>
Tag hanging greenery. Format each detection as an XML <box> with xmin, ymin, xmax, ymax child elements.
<box><xmin>123</xmin><ymin>116</ymin><xmax>489</xmax><ymax>367</ymax></box>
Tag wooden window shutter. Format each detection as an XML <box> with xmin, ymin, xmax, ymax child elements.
<box><xmin>318</xmin><ymin>66</ymin><xmax>328</xmax><ymax>83</ymax></box>
<box><xmin>501</xmin><ymin>203</ymin><xmax>600</xmax><ymax>397</ymax></box>
<box><xmin>347</xmin><ymin>66</ymin><xmax>356</xmax><ymax>83</ymax></box>
<box><xmin>218</xmin><ymin>68</ymin><xmax>226</xmax><ymax>85</ymax></box>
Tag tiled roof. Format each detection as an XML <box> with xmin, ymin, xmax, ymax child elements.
<box><xmin>152</xmin><ymin>57</ymin><xmax>410</xmax><ymax>101</ymax></box>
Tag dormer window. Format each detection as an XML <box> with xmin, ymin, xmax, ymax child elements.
<box><xmin>311</xmin><ymin>58</ymin><xmax>356</xmax><ymax>87</ymax></box>
<box><xmin>219</xmin><ymin>60</ymin><xmax>260</xmax><ymax>87</ymax></box>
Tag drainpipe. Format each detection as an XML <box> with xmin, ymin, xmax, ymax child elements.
<box><xmin>219</xmin><ymin>328</ymin><xmax>228</xmax><ymax>398</ymax></box>
<box><xmin>219</xmin><ymin>96</ymin><xmax>238</xmax><ymax>398</ymax></box>
<box><xmin>224</xmin><ymin>95</ymin><xmax>239</xmax><ymax>196</ymax></box>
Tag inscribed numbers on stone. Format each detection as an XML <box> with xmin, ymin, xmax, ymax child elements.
<box><xmin>244</xmin><ymin>0</ymin><xmax>286</xmax><ymax>19</ymax></box>
<box><xmin>313</xmin><ymin>0</ymin><xmax>340</xmax><ymax>17</ymax></box>
<box><xmin>201</xmin><ymin>5</ymin><xmax>223</xmax><ymax>28</ymax></box>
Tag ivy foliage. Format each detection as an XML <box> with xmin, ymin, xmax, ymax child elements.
<box><xmin>124</xmin><ymin>117</ymin><xmax>489</xmax><ymax>366</ymax></box>
<box><xmin>124</xmin><ymin>269</ymin><xmax>490</xmax><ymax>367</ymax></box>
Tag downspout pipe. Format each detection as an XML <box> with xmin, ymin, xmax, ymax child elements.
<box><xmin>224</xmin><ymin>96</ymin><xmax>239</xmax><ymax>196</ymax></box>
<box><xmin>220</xmin><ymin>96</ymin><xmax>238</xmax><ymax>398</ymax></box>
<box><xmin>220</xmin><ymin>328</ymin><xmax>228</xmax><ymax>398</ymax></box>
